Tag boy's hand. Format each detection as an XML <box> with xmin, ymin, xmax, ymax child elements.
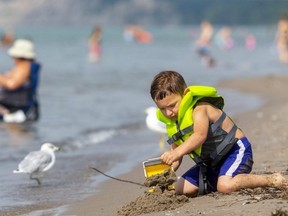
<box><xmin>161</xmin><ymin>150</ymin><xmax>180</xmax><ymax>166</ymax></box>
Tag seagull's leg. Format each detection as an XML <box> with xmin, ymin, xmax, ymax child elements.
<box><xmin>30</xmin><ymin>174</ymin><xmax>41</xmax><ymax>185</ymax></box>
<box><xmin>159</xmin><ymin>134</ymin><xmax>166</xmax><ymax>150</ymax></box>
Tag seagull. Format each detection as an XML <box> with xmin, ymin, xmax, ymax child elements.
<box><xmin>145</xmin><ymin>106</ymin><xmax>167</xmax><ymax>149</ymax></box>
<box><xmin>13</xmin><ymin>143</ymin><xmax>60</xmax><ymax>185</ymax></box>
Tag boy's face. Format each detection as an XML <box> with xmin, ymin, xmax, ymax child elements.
<box><xmin>154</xmin><ymin>93</ymin><xmax>182</xmax><ymax>121</ymax></box>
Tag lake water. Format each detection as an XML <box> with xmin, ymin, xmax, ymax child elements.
<box><xmin>0</xmin><ymin>24</ymin><xmax>287</xmax><ymax>215</ymax></box>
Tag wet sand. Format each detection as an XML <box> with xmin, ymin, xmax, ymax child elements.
<box><xmin>62</xmin><ymin>74</ymin><xmax>288</xmax><ymax>216</ymax></box>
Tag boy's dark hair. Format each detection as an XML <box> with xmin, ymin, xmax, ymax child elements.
<box><xmin>150</xmin><ymin>71</ymin><xmax>187</xmax><ymax>101</ymax></box>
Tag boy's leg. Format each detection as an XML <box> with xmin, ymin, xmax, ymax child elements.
<box><xmin>217</xmin><ymin>173</ymin><xmax>288</xmax><ymax>193</ymax></box>
<box><xmin>175</xmin><ymin>165</ymin><xmax>199</xmax><ymax>197</ymax></box>
<box><xmin>175</xmin><ymin>177</ymin><xmax>198</xmax><ymax>197</ymax></box>
<box><xmin>217</xmin><ymin>137</ymin><xmax>287</xmax><ymax>193</ymax></box>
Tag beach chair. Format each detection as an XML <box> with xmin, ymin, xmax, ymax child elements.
<box><xmin>0</xmin><ymin>61</ymin><xmax>41</xmax><ymax>122</ymax></box>
<box><xmin>24</xmin><ymin>61</ymin><xmax>41</xmax><ymax>121</ymax></box>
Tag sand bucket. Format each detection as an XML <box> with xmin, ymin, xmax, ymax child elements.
<box><xmin>142</xmin><ymin>157</ymin><xmax>172</xmax><ymax>178</ymax></box>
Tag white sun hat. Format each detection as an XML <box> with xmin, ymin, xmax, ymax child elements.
<box><xmin>8</xmin><ymin>39</ymin><xmax>36</xmax><ymax>59</ymax></box>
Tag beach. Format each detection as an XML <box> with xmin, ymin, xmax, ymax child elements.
<box><xmin>61</xmin><ymin>74</ymin><xmax>288</xmax><ymax>216</ymax></box>
<box><xmin>1</xmin><ymin>25</ymin><xmax>288</xmax><ymax>216</ymax></box>
<box><xmin>1</xmin><ymin>74</ymin><xmax>288</xmax><ymax>216</ymax></box>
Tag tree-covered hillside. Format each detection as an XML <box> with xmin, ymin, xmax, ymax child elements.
<box><xmin>1</xmin><ymin>0</ymin><xmax>288</xmax><ymax>26</ymax></box>
<box><xmin>169</xmin><ymin>0</ymin><xmax>288</xmax><ymax>25</ymax></box>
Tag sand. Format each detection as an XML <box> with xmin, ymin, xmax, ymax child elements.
<box><xmin>61</xmin><ymin>74</ymin><xmax>288</xmax><ymax>216</ymax></box>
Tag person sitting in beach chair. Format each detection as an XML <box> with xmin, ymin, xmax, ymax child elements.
<box><xmin>150</xmin><ymin>71</ymin><xmax>287</xmax><ymax>197</ymax></box>
<box><xmin>0</xmin><ymin>39</ymin><xmax>41</xmax><ymax>123</ymax></box>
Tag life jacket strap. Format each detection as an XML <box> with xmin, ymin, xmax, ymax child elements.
<box><xmin>198</xmin><ymin>163</ymin><xmax>208</xmax><ymax>196</ymax></box>
<box><xmin>166</xmin><ymin>112</ymin><xmax>227</xmax><ymax>145</ymax></box>
<box><xmin>210</xmin><ymin>124</ymin><xmax>238</xmax><ymax>167</ymax></box>
<box><xmin>190</xmin><ymin>152</ymin><xmax>210</xmax><ymax>195</ymax></box>
<box><xmin>210</xmin><ymin>111</ymin><xmax>226</xmax><ymax>133</ymax></box>
<box><xmin>167</xmin><ymin>125</ymin><xmax>193</xmax><ymax>145</ymax></box>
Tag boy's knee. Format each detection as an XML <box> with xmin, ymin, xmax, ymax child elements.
<box><xmin>175</xmin><ymin>177</ymin><xmax>198</xmax><ymax>197</ymax></box>
<box><xmin>176</xmin><ymin>186</ymin><xmax>198</xmax><ymax>197</ymax></box>
<box><xmin>217</xmin><ymin>182</ymin><xmax>236</xmax><ymax>194</ymax></box>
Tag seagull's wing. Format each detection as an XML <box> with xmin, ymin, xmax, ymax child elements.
<box><xmin>146</xmin><ymin>114</ymin><xmax>167</xmax><ymax>134</ymax></box>
<box><xmin>18</xmin><ymin>151</ymin><xmax>52</xmax><ymax>174</ymax></box>
<box><xmin>152</xmin><ymin>118</ymin><xmax>167</xmax><ymax>134</ymax></box>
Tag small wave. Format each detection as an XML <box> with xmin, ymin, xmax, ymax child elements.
<box><xmin>58</xmin><ymin>122</ymin><xmax>146</xmax><ymax>152</ymax></box>
<box><xmin>59</xmin><ymin>129</ymin><xmax>117</xmax><ymax>151</ymax></box>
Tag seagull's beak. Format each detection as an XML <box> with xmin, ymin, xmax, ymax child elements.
<box><xmin>55</xmin><ymin>146</ymin><xmax>61</xmax><ymax>151</ymax></box>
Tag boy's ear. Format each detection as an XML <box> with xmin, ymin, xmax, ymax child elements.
<box><xmin>184</xmin><ymin>87</ymin><xmax>190</xmax><ymax>95</ymax></box>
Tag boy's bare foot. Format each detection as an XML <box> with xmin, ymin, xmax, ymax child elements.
<box><xmin>269</xmin><ymin>173</ymin><xmax>288</xmax><ymax>189</ymax></box>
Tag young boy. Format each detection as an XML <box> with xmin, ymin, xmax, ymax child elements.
<box><xmin>150</xmin><ymin>70</ymin><xmax>287</xmax><ymax>197</ymax></box>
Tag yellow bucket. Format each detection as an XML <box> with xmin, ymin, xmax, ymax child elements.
<box><xmin>143</xmin><ymin>157</ymin><xmax>171</xmax><ymax>178</ymax></box>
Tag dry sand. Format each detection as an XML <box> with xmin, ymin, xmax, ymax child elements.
<box><xmin>62</xmin><ymin>74</ymin><xmax>288</xmax><ymax>216</ymax></box>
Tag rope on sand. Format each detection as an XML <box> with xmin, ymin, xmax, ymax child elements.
<box><xmin>89</xmin><ymin>167</ymin><xmax>145</xmax><ymax>187</ymax></box>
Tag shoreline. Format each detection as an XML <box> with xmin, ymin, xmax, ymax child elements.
<box><xmin>3</xmin><ymin>74</ymin><xmax>288</xmax><ymax>216</ymax></box>
<box><xmin>63</xmin><ymin>74</ymin><xmax>288</xmax><ymax>216</ymax></box>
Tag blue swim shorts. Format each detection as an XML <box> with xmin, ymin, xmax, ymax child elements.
<box><xmin>181</xmin><ymin>137</ymin><xmax>254</xmax><ymax>192</ymax></box>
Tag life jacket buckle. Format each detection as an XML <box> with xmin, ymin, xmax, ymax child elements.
<box><xmin>179</xmin><ymin>129</ymin><xmax>185</xmax><ymax>136</ymax></box>
<box><xmin>171</xmin><ymin>134</ymin><xmax>179</xmax><ymax>141</ymax></box>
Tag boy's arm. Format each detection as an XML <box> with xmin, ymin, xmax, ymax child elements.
<box><xmin>170</xmin><ymin>143</ymin><xmax>182</xmax><ymax>171</ymax></box>
<box><xmin>161</xmin><ymin>104</ymin><xmax>209</xmax><ymax>165</ymax></box>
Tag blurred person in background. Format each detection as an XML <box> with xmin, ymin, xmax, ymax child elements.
<box><xmin>214</xmin><ymin>26</ymin><xmax>234</xmax><ymax>50</ymax></box>
<box><xmin>195</xmin><ymin>20</ymin><xmax>215</xmax><ymax>67</ymax></box>
<box><xmin>276</xmin><ymin>14</ymin><xmax>288</xmax><ymax>63</ymax></box>
<box><xmin>0</xmin><ymin>39</ymin><xmax>41</xmax><ymax>123</ymax></box>
<box><xmin>245</xmin><ymin>34</ymin><xmax>256</xmax><ymax>51</ymax></box>
<box><xmin>123</xmin><ymin>25</ymin><xmax>153</xmax><ymax>43</ymax></box>
<box><xmin>0</xmin><ymin>30</ymin><xmax>15</xmax><ymax>48</ymax></box>
<box><xmin>88</xmin><ymin>25</ymin><xmax>102</xmax><ymax>62</ymax></box>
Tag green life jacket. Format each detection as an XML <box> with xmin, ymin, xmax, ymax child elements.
<box><xmin>156</xmin><ymin>85</ymin><xmax>224</xmax><ymax>159</ymax></box>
